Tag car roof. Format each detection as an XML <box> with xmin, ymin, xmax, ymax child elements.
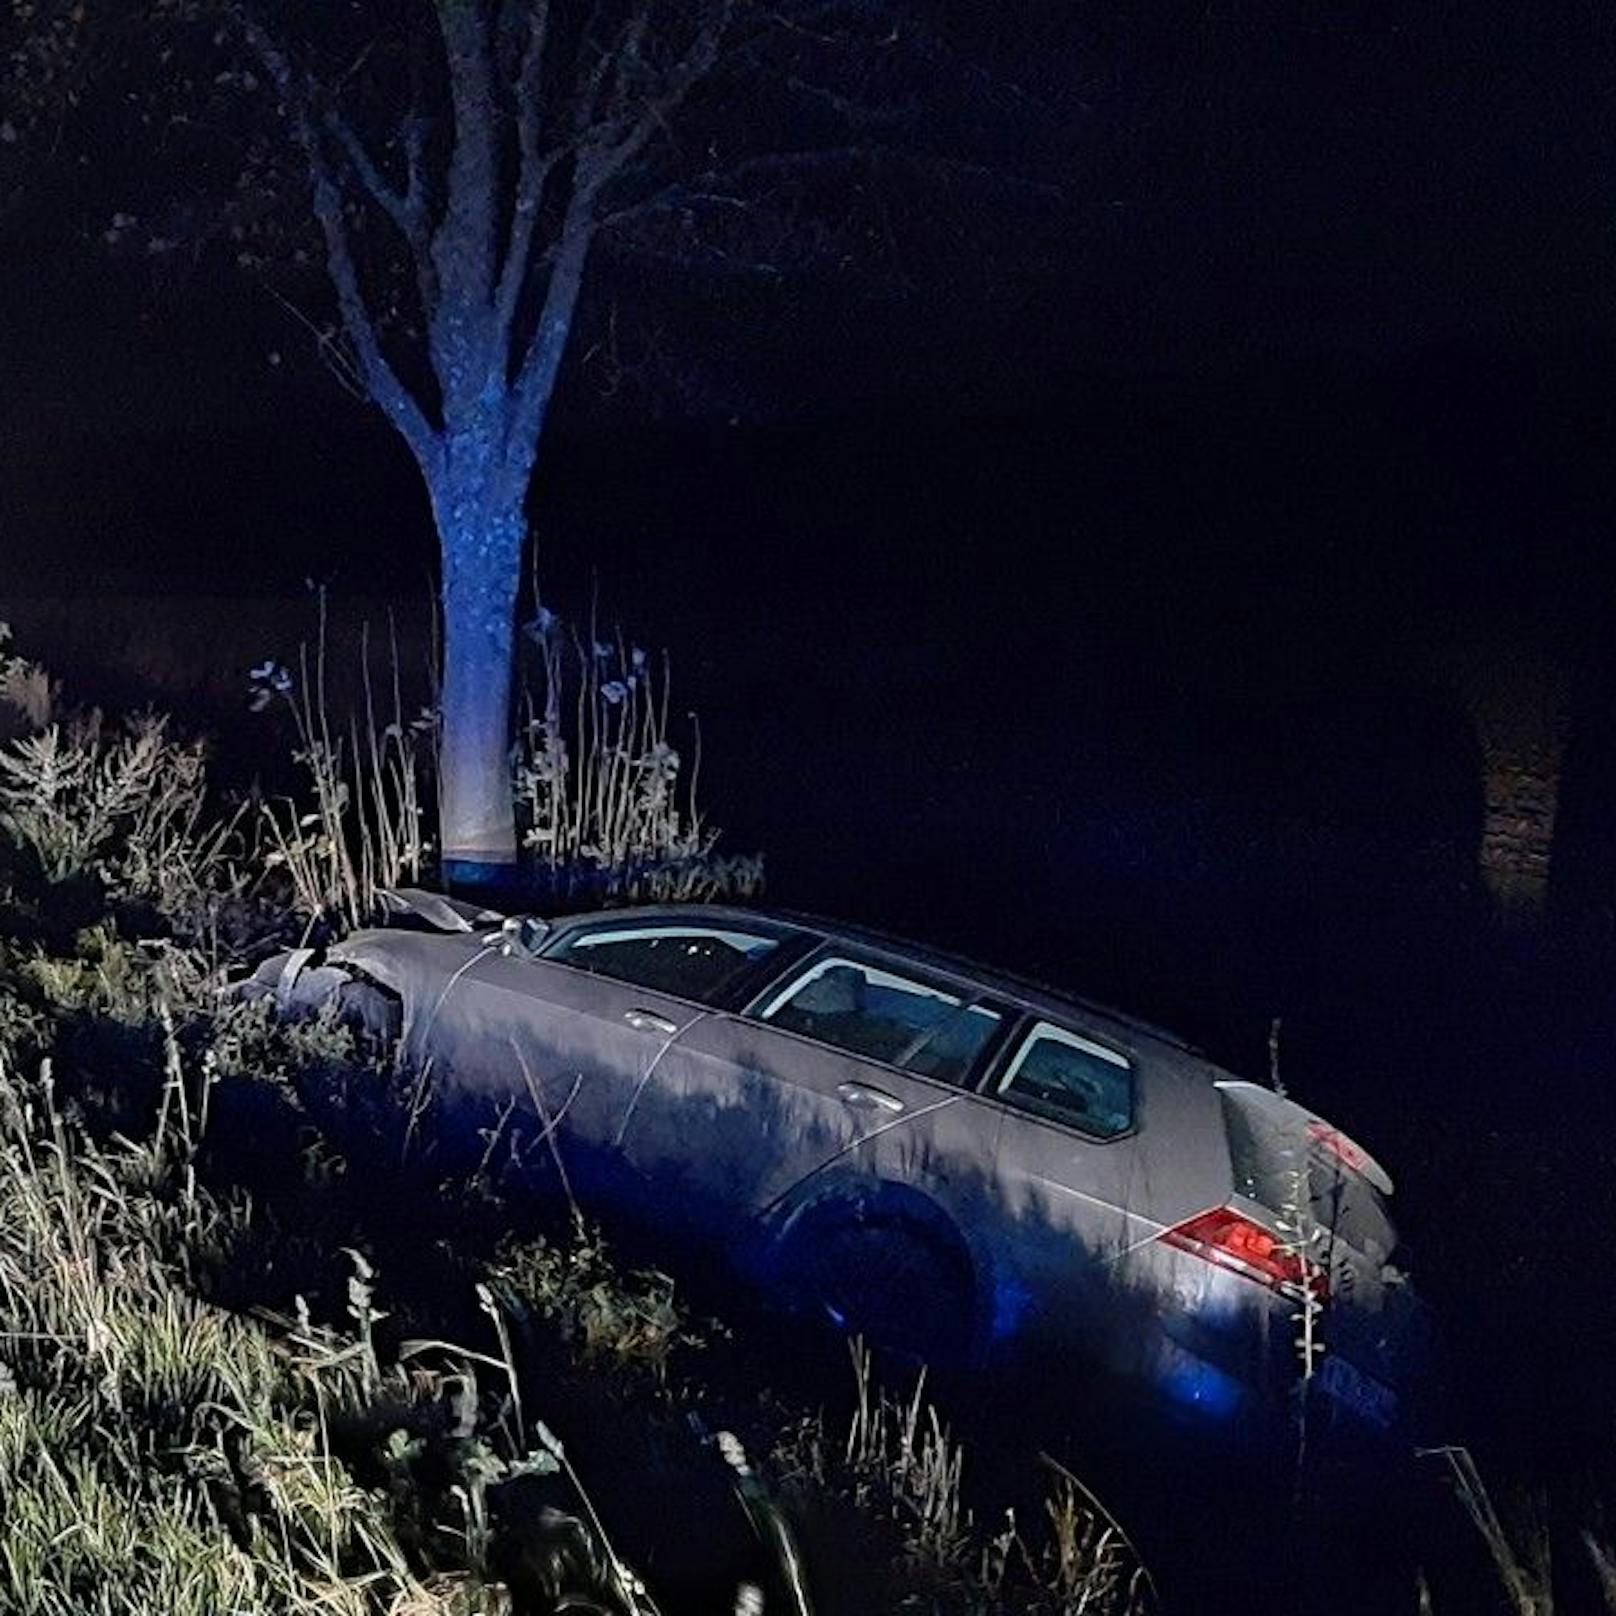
<box><xmin>545</xmin><ymin>899</ymin><xmax>1198</xmax><ymax>1055</ymax></box>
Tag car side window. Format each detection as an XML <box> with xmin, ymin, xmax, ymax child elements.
<box><xmin>997</xmin><ymin>1022</ymin><xmax>1133</xmax><ymax>1138</ymax></box>
<box><xmin>756</xmin><ymin>955</ymin><xmax>1002</xmax><ymax>1085</ymax></box>
<box><xmin>544</xmin><ymin>925</ymin><xmax>781</xmax><ymax>1005</ymax></box>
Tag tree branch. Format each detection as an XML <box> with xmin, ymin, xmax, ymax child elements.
<box><xmin>237</xmin><ymin>8</ymin><xmax>439</xmax><ymax>473</ymax></box>
<box><xmin>429</xmin><ymin>0</ymin><xmax>501</xmax><ymax>413</ymax></box>
<box><xmin>569</xmin><ymin>2</ymin><xmax>626</xmax><ymax>139</ymax></box>
<box><xmin>594</xmin><ymin>0</ymin><xmax>653</xmax><ymax>137</ymax></box>
<box><xmin>597</xmin><ymin>137</ymin><xmax>1060</xmax><ymax>240</ymax></box>
<box><xmin>506</xmin><ymin>213</ymin><xmax>593</xmax><ymax>478</ymax></box>
<box><xmin>579</xmin><ymin>1</ymin><xmax>734</xmax><ymax>201</ymax></box>
<box><xmin>493</xmin><ymin>0</ymin><xmax>558</xmax><ymax>341</ymax></box>
<box><xmin>323</xmin><ymin>107</ymin><xmax>413</xmax><ymax>240</ymax></box>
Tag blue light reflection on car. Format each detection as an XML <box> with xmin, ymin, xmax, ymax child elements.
<box><xmin>1157</xmin><ymin>1354</ymin><xmax>1245</xmax><ymax>1420</ymax></box>
<box><xmin>990</xmin><ymin>1275</ymin><xmax>1035</xmax><ymax>1341</ymax></box>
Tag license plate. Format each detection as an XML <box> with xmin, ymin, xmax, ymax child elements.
<box><xmin>1317</xmin><ymin>1354</ymin><xmax>1398</xmax><ymax>1429</ymax></box>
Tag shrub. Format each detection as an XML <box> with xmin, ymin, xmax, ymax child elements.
<box><xmin>490</xmin><ymin>1221</ymin><xmax>703</xmax><ymax>1383</ymax></box>
<box><xmin>0</xmin><ymin>710</ymin><xmax>253</xmax><ymax>943</ymax></box>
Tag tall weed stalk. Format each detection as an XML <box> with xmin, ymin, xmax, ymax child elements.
<box><xmin>514</xmin><ymin>606</ymin><xmax>761</xmax><ymax>904</ymax></box>
<box><xmin>256</xmin><ymin>595</ymin><xmax>433</xmax><ymax>935</ymax></box>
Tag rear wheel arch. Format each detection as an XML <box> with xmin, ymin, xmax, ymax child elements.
<box><xmin>766</xmin><ymin>1178</ymin><xmax>988</xmax><ymax>1369</ymax></box>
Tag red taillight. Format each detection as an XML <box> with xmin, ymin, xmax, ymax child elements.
<box><xmin>1160</xmin><ymin>1207</ymin><xmax>1329</xmax><ymax>1300</ymax></box>
<box><xmin>1307</xmin><ymin>1119</ymin><xmax>1371</xmax><ymax>1177</ymax></box>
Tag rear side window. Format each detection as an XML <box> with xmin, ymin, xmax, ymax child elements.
<box><xmin>545</xmin><ymin>925</ymin><xmax>780</xmax><ymax>1004</ymax></box>
<box><xmin>757</xmin><ymin>956</ymin><xmax>1002</xmax><ymax>1085</ymax></box>
<box><xmin>997</xmin><ymin>1022</ymin><xmax>1133</xmax><ymax>1138</ymax></box>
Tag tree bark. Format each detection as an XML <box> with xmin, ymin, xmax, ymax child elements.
<box><xmin>430</xmin><ymin>433</ymin><xmax>528</xmax><ymax>885</ymax></box>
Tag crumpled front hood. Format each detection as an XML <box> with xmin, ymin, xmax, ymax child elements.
<box><xmin>322</xmin><ymin>927</ymin><xmax>494</xmax><ymax>1007</ymax></box>
<box><xmin>237</xmin><ymin>927</ymin><xmax>496</xmax><ymax>1029</ymax></box>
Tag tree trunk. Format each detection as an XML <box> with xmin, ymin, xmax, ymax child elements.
<box><xmin>430</xmin><ymin>445</ymin><xmax>528</xmax><ymax>888</ymax></box>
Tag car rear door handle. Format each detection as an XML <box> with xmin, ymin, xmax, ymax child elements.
<box><xmin>837</xmin><ymin>1081</ymin><xmax>904</xmax><ymax>1113</ymax></box>
<box><xmin>623</xmin><ymin>1008</ymin><xmax>679</xmax><ymax>1036</ymax></box>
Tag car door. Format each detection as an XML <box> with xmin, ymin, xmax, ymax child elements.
<box><xmin>983</xmin><ymin>1016</ymin><xmax>1249</xmax><ymax>1390</ymax></box>
<box><xmin>615</xmin><ymin>945</ymin><xmax>1011</xmax><ymax>1243</ymax></box>
<box><xmin>444</xmin><ymin>918</ymin><xmax>789</xmax><ymax>1195</ymax></box>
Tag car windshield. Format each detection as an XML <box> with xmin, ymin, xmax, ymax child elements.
<box><xmin>546</xmin><ymin>924</ymin><xmax>781</xmax><ymax>1003</ymax></box>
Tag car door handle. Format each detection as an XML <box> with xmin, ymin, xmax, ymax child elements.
<box><xmin>623</xmin><ymin>1008</ymin><xmax>679</xmax><ymax>1036</ymax></box>
<box><xmin>837</xmin><ymin>1081</ymin><xmax>905</xmax><ymax>1113</ymax></box>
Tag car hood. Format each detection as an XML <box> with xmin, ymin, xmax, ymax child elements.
<box><xmin>324</xmin><ymin>926</ymin><xmax>495</xmax><ymax>1004</ymax></box>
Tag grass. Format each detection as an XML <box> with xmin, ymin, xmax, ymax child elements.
<box><xmin>0</xmin><ymin>920</ymin><xmax>1158</xmax><ymax>1614</ymax></box>
<box><xmin>489</xmin><ymin>1220</ymin><xmax>708</xmax><ymax>1385</ymax></box>
<box><xmin>0</xmin><ymin>1011</ymin><xmax>662</xmax><ymax>1616</ymax></box>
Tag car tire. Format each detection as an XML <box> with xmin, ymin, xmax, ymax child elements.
<box><xmin>790</xmin><ymin>1212</ymin><xmax>976</xmax><ymax>1371</ymax></box>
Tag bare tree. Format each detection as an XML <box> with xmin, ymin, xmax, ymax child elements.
<box><xmin>14</xmin><ymin>0</ymin><xmax>1062</xmax><ymax>882</ymax></box>
<box><xmin>219</xmin><ymin>3</ymin><xmax>747</xmax><ymax>880</ymax></box>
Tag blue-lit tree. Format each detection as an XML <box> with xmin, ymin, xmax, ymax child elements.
<box><xmin>231</xmin><ymin>3</ymin><xmax>740</xmax><ymax>882</ymax></box>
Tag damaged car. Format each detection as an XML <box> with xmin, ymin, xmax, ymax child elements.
<box><xmin>242</xmin><ymin>888</ymin><xmax>1430</xmax><ymax>1452</ymax></box>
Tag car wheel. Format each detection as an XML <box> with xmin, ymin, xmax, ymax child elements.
<box><xmin>793</xmin><ymin>1213</ymin><xmax>975</xmax><ymax>1370</ymax></box>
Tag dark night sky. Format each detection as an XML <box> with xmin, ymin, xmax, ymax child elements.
<box><xmin>4</xmin><ymin>2</ymin><xmax>1614</xmax><ymax>471</ymax></box>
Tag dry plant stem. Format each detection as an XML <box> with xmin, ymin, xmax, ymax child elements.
<box><xmin>260</xmin><ymin>590</ymin><xmax>431</xmax><ymax>934</ymax></box>
<box><xmin>509</xmin><ymin>1037</ymin><xmax>582</xmax><ymax>1223</ymax></box>
<box><xmin>514</xmin><ymin>606</ymin><xmax>759</xmax><ymax>903</ymax></box>
<box><xmin>1420</xmin><ymin>1445</ymin><xmax>1553</xmax><ymax>1616</ymax></box>
<box><xmin>1037</xmin><ymin>1452</ymin><xmax>1160</xmax><ymax>1613</ymax></box>
<box><xmin>842</xmin><ymin>1340</ymin><xmax>970</xmax><ymax>1566</ymax></box>
<box><xmin>475</xmin><ymin>1284</ymin><xmax>525</xmax><ymax>1453</ymax></box>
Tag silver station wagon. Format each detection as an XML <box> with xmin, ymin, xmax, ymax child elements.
<box><xmin>247</xmin><ymin>890</ymin><xmax>1428</xmax><ymax>1449</ymax></box>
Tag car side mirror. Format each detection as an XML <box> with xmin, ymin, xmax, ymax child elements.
<box><xmin>489</xmin><ymin>914</ymin><xmax>550</xmax><ymax>959</ymax></box>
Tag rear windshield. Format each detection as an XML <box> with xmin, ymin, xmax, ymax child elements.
<box><xmin>1219</xmin><ymin>1088</ymin><xmax>1397</xmax><ymax>1262</ymax></box>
